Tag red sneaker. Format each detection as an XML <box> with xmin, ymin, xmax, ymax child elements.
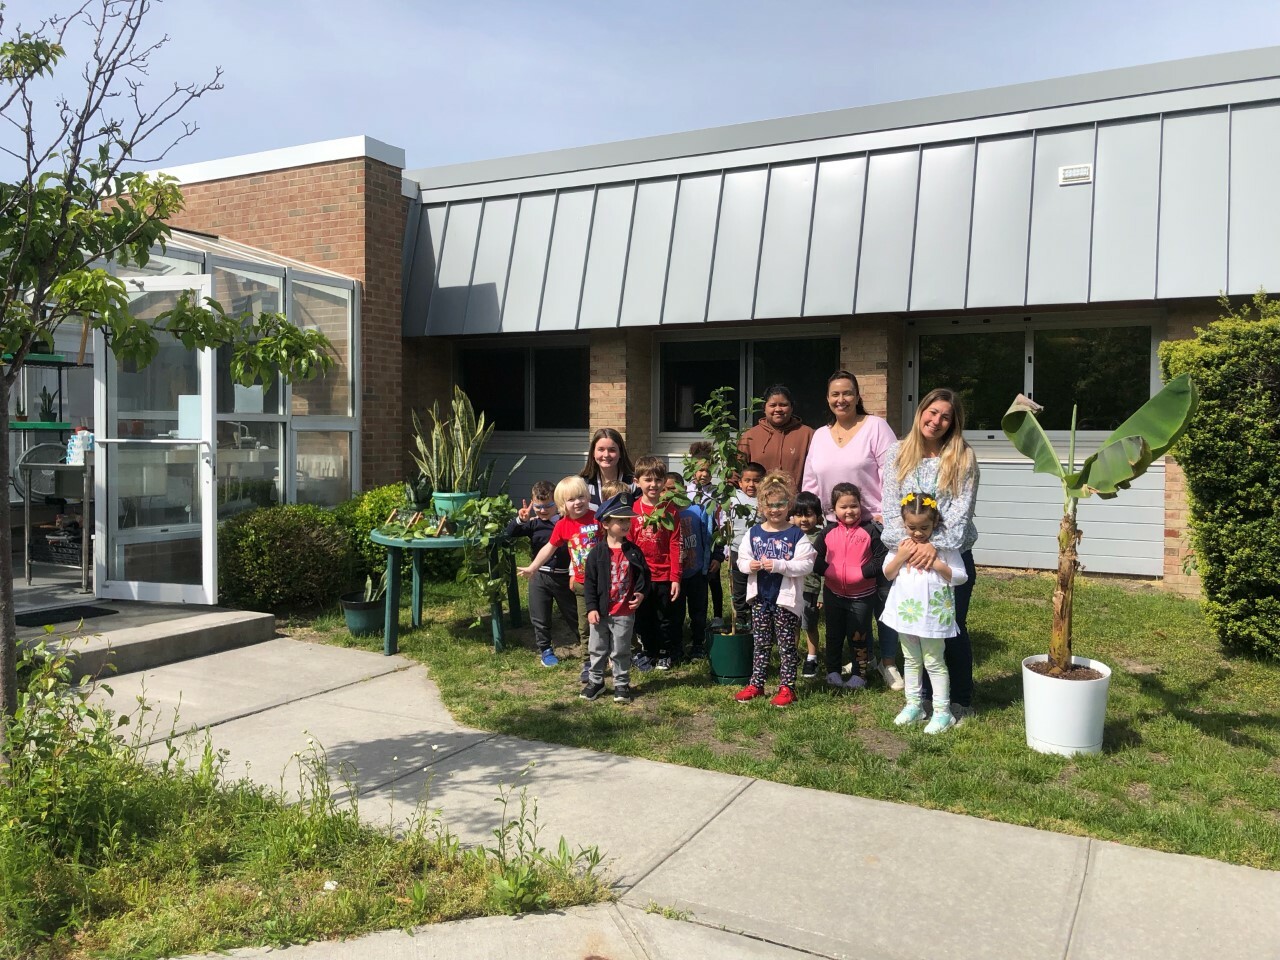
<box><xmin>734</xmin><ymin>684</ymin><xmax>764</xmax><ymax>702</ymax></box>
<box><xmin>770</xmin><ymin>686</ymin><xmax>796</xmax><ymax>707</ymax></box>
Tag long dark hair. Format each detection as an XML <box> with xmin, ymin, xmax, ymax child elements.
<box><xmin>579</xmin><ymin>427</ymin><xmax>634</xmax><ymax>483</ymax></box>
<box><xmin>825</xmin><ymin>370</ymin><xmax>868</xmax><ymax>424</ymax></box>
<box><xmin>762</xmin><ymin>383</ymin><xmax>796</xmax><ymax>414</ymax></box>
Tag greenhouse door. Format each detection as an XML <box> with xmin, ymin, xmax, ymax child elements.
<box><xmin>94</xmin><ymin>276</ymin><xmax>218</xmax><ymax>604</ymax></box>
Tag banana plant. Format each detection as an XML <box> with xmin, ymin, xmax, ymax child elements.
<box><xmin>1001</xmin><ymin>374</ymin><xmax>1198</xmax><ymax>675</ymax></box>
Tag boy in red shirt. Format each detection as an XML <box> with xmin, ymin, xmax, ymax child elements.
<box><xmin>519</xmin><ymin>475</ymin><xmax>600</xmax><ymax>678</ymax></box>
<box><xmin>581</xmin><ymin>490</ymin><xmax>650</xmax><ymax>703</ymax></box>
<box><xmin>629</xmin><ymin>455</ymin><xmax>684</xmax><ymax>671</ymax></box>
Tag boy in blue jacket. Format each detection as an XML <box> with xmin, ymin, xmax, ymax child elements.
<box><xmin>506</xmin><ymin>480</ymin><xmax>576</xmax><ymax>667</ymax></box>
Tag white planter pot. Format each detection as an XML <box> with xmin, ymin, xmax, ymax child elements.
<box><xmin>1021</xmin><ymin>655</ymin><xmax>1112</xmax><ymax>757</ymax></box>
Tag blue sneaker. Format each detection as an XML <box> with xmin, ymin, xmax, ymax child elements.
<box><xmin>894</xmin><ymin>703</ymin><xmax>926</xmax><ymax>726</ymax></box>
<box><xmin>924</xmin><ymin>710</ymin><xmax>956</xmax><ymax>735</ymax></box>
<box><xmin>540</xmin><ymin>650</ymin><xmax>559</xmax><ymax>668</ymax></box>
<box><xmin>634</xmin><ymin>654</ymin><xmax>655</xmax><ymax>673</ymax></box>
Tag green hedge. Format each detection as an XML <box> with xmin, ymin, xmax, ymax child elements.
<box><xmin>1160</xmin><ymin>296</ymin><xmax>1280</xmax><ymax>659</ymax></box>
<box><xmin>332</xmin><ymin>484</ymin><xmax>461</xmax><ymax>584</ymax></box>
<box><xmin>219</xmin><ymin>505</ymin><xmax>352</xmax><ymax>611</ymax></box>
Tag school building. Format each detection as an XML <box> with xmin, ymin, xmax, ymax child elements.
<box><xmin>133</xmin><ymin>45</ymin><xmax>1280</xmax><ymax>600</ymax></box>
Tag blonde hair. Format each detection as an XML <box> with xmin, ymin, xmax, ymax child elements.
<box><xmin>553</xmin><ymin>475</ymin><xmax>589</xmax><ymax>514</ymax></box>
<box><xmin>756</xmin><ymin>470</ymin><xmax>796</xmax><ymax>507</ymax></box>
<box><xmin>600</xmin><ymin>479</ymin><xmax>628</xmax><ymax>499</ymax></box>
<box><xmin>895</xmin><ymin>388</ymin><xmax>974</xmax><ymax>498</ymax></box>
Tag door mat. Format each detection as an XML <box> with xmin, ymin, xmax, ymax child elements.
<box><xmin>16</xmin><ymin>605</ymin><xmax>120</xmax><ymax>628</ymax></box>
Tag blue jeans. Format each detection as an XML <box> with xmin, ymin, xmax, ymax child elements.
<box><xmin>921</xmin><ymin>550</ymin><xmax>976</xmax><ymax>708</ymax></box>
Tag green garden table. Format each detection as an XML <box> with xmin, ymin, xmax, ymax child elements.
<box><xmin>369</xmin><ymin>530</ymin><xmax>522</xmax><ymax>656</ymax></box>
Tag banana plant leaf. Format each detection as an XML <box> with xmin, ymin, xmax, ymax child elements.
<box><xmin>1000</xmin><ymin>394</ymin><xmax>1065</xmax><ymax>481</ymax></box>
<box><xmin>1066</xmin><ymin>374</ymin><xmax>1198</xmax><ymax>499</ymax></box>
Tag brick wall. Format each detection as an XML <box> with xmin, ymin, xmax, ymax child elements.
<box><xmin>170</xmin><ymin>156</ymin><xmax>407</xmax><ymax>490</ymax></box>
<box><xmin>839</xmin><ymin>316</ymin><xmax>900</xmax><ymax>426</ymax></box>
<box><xmin>1159</xmin><ymin>299</ymin><xmax>1218</xmax><ymax>598</ymax></box>
<box><xmin>402</xmin><ymin>337</ymin><xmax>455</xmax><ymax>478</ymax></box>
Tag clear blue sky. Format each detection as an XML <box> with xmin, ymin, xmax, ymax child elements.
<box><xmin>8</xmin><ymin>0</ymin><xmax>1280</xmax><ymax>171</ymax></box>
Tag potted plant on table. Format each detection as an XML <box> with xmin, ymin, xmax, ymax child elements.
<box><xmin>12</xmin><ymin>399</ymin><xmax>26</xmax><ymax>422</ymax></box>
<box><xmin>410</xmin><ymin>386</ymin><xmax>494</xmax><ymax>518</ymax></box>
<box><xmin>1000</xmin><ymin>373</ymin><xmax>1198</xmax><ymax>756</ymax></box>
<box><xmin>688</xmin><ymin>386</ymin><xmax>762</xmax><ymax>685</ymax></box>
<box><xmin>37</xmin><ymin>386</ymin><xmax>58</xmax><ymax>423</ymax></box>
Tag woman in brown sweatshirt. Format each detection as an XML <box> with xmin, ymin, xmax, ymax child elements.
<box><xmin>738</xmin><ymin>384</ymin><xmax>814</xmax><ymax>481</ymax></box>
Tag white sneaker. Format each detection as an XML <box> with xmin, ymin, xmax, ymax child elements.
<box><xmin>951</xmin><ymin>703</ymin><xmax>974</xmax><ymax>726</ymax></box>
<box><xmin>878</xmin><ymin>663</ymin><xmax>905</xmax><ymax>691</ymax></box>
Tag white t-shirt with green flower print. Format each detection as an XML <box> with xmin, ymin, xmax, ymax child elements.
<box><xmin>879</xmin><ymin>546</ymin><xmax>969</xmax><ymax>639</ymax></box>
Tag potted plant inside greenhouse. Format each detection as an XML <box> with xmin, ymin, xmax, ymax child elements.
<box><xmin>340</xmin><ymin>570</ymin><xmax>387</xmax><ymax>636</ymax></box>
<box><xmin>690</xmin><ymin>387</ymin><xmax>761</xmax><ymax>685</ymax></box>
<box><xmin>411</xmin><ymin>386</ymin><xmax>494</xmax><ymax>518</ymax></box>
<box><xmin>37</xmin><ymin>386</ymin><xmax>58</xmax><ymax>422</ymax></box>
<box><xmin>1000</xmin><ymin>374</ymin><xmax>1198</xmax><ymax>756</ymax></box>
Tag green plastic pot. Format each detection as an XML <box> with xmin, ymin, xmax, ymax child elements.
<box><xmin>706</xmin><ymin>626</ymin><xmax>753</xmax><ymax>685</ymax></box>
<box><xmin>340</xmin><ymin>591</ymin><xmax>384</xmax><ymax>636</ymax></box>
<box><xmin>431</xmin><ymin>490</ymin><xmax>480</xmax><ymax>518</ymax></box>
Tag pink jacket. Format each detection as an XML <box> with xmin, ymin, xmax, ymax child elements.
<box><xmin>812</xmin><ymin>520</ymin><xmax>886</xmax><ymax>599</ymax></box>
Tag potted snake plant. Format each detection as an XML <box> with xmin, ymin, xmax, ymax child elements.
<box><xmin>411</xmin><ymin>386</ymin><xmax>494</xmax><ymax>517</ymax></box>
<box><xmin>1001</xmin><ymin>373</ymin><xmax>1197</xmax><ymax>755</ymax></box>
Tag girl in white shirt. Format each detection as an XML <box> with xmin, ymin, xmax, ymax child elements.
<box><xmin>880</xmin><ymin>492</ymin><xmax>969</xmax><ymax>734</ymax></box>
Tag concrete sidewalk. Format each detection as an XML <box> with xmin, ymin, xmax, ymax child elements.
<box><xmin>95</xmin><ymin>638</ymin><xmax>1280</xmax><ymax>960</ymax></box>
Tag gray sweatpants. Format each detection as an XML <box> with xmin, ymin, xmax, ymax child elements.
<box><xmin>588</xmin><ymin>612</ymin><xmax>634</xmax><ymax>686</ymax></box>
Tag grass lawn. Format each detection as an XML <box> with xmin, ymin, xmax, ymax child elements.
<box><xmin>299</xmin><ymin>566</ymin><xmax>1280</xmax><ymax>871</ymax></box>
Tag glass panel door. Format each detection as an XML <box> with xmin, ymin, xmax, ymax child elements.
<box><xmin>94</xmin><ymin>276</ymin><xmax>216</xmax><ymax>603</ymax></box>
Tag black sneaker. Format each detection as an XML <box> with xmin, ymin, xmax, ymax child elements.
<box><xmin>656</xmin><ymin>656</ymin><xmax>673</xmax><ymax>670</ymax></box>
<box><xmin>580</xmin><ymin>682</ymin><xmax>606</xmax><ymax>701</ymax></box>
<box><xmin>688</xmin><ymin>645</ymin><xmax>706</xmax><ymax>660</ymax></box>
<box><xmin>613</xmin><ymin>685</ymin><xmax>632</xmax><ymax>703</ymax></box>
<box><xmin>801</xmin><ymin>657</ymin><xmax>819</xmax><ymax>679</ymax></box>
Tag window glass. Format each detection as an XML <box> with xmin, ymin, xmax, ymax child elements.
<box><xmin>217</xmin><ymin>421</ymin><xmax>281</xmax><ymax>518</ymax></box>
<box><xmin>294</xmin><ymin>431</ymin><xmax>351</xmax><ymax>506</ymax></box>
<box><xmin>750</xmin><ymin>337</ymin><xmax>840</xmax><ymax>428</ymax></box>
<box><xmin>1033</xmin><ymin>326</ymin><xmax>1151</xmax><ymax>430</ymax></box>
<box><xmin>213</xmin><ymin>265</ymin><xmax>284</xmax><ymax>415</ymax></box>
<box><xmin>458</xmin><ymin>347</ymin><xmax>526</xmax><ymax>431</ymax></box>
<box><xmin>290</xmin><ymin>281</ymin><xmax>352</xmax><ymax>417</ymax></box>
<box><xmin>918</xmin><ymin>331</ymin><xmax>1024</xmax><ymax>431</ymax></box>
<box><xmin>112</xmin><ymin>252</ymin><xmax>202</xmax><ymax>278</ymax></box>
<box><xmin>533</xmin><ymin>346</ymin><xmax>588</xmax><ymax>430</ymax></box>
<box><xmin>659</xmin><ymin>340</ymin><xmax>739</xmax><ymax>432</ymax></box>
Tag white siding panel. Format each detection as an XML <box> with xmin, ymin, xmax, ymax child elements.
<box><xmin>1228</xmin><ymin>102</ymin><xmax>1280</xmax><ymax>294</ymax></box>
<box><xmin>856</xmin><ymin>148</ymin><xmax>919</xmax><ymax>313</ymax></box>
<box><xmin>1158</xmin><ymin>109</ymin><xmax>1229</xmax><ymax>299</ymax></box>
<box><xmin>1027</xmin><ymin>126</ymin><xmax>1094</xmax><ymax>305</ymax></box>
<box><xmin>707</xmin><ymin>168</ymin><xmax>768</xmax><ymax>323</ymax></box>
<box><xmin>502</xmin><ymin>194</ymin><xmax>556</xmax><ymax>333</ymax></box>
<box><xmin>663</xmin><ymin>173</ymin><xmax>722</xmax><ymax>324</ymax></box>
<box><xmin>968</xmin><ymin>135</ymin><xmax>1033</xmax><ymax>307</ymax></box>
<box><xmin>804</xmin><ymin>155</ymin><xmax>865</xmax><ymax>316</ymax></box>
<box><xmin>1091</xmin><ymin>118</ymin><xmax>1160</xmax><ymax>301</ymax></box>
<box><xmin>620</xmin><ymin>179</ymin><xmax>678</xmax><ymax>328</ymax></box>
<box><xmin>425</xmin><ymin>201</ymin><xmax>480</xmax><ymax>335</ymax></box>
<box><xmin>972</xmin><ymin>461</ymin><xmax>1164</xmax><ymax>575</ymax></box>
<box><xmin>539</xmin><ymin>189</ymin><xmax>594</xmax><ymax>330</ymax></box>
<box><xmin>578</xmin><ymin>184</ymin><xmax>635</xmax><ymax>329</ymax></box>
<box><xmin>755</xmin><ymin>161</ymin><xmax>816</xmax><ymax>319</ymax></box>
<box><xmin>910</xmin><ymin>141</ymin><xmax>975</xmax><ymax>311</ymax></box>
<box><xmin>463</xmin><ymin>197</ymin><xmax>518</xmax><ymax>335</ymax></box>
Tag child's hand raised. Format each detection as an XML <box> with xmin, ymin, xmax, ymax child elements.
<box><xmin>517</xmin><ymin>499</ymin><xmax>531</xmax><ymax>521</ymax></box>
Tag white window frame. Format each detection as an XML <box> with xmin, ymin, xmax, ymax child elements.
<box><xmin>904</xmin><ymin>308</ymin><xmax>1166</xmax><ymax>459</ymax></box>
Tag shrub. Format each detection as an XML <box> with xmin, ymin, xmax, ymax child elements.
<box><xmin>1159</xmin><ymin>293</ymin><xmax>1280</xmax><ymax>659</ymax></box>
<box><xmin>334</xmin><ymin>484</ymin><xmax>460</xmax><ymax>584</ymax></box>
<box><xmin>219</xmin><ymin>504</ymin><xmax>352</xmax><ymax>611</ymax></box>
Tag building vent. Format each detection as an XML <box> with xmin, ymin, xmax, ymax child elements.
<box><xmin>1059</xmin><ymin>163</ymin><xmax>1093</xmax><ymax>185</ymax></box>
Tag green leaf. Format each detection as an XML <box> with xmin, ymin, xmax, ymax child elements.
<box><xmin>1000</xmin><ymin>396</ymin><xmax>1065</xmax><ymax>480</ymax></box>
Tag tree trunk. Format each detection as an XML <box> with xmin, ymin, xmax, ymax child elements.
<box><xmin>1049</xmin><ymin>509</ymin><xmax>1081</xmax><ymax>676</ymax></box>
<box><xmin>0</xmin><ymin>373</ymin><xmax>17</xmax><ymax>764</ymax></box>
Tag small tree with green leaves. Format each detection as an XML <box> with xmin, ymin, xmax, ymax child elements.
<box><xmin>0</xmin><ymin>1</ymin><xmax>334</xmax><ymax>761</ymax></box>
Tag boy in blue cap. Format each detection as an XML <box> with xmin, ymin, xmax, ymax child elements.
<box><xmin>581</xmin><ymin>489</ymin><xmax>650</xmax><ymax>703</ymax></box>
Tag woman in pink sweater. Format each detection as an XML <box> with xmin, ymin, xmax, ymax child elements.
<box><xmin>801</xmin><ymin>370</ymin><xmax>902</xmax><ymax>688</ymax></box>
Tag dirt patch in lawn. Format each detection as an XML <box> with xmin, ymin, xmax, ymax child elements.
<box><xmin>1116</xmin><ymin>658</ymin><xmax>1161</xmax><ymax>675</ymax></box>
<box><xmin>1126</xmin><ymin>781</ymin><xmax>1153</xmax><ymax>803</ymax></box>
<box><xmin>855</xmin><ymin>726</ymin><xmax>909</xmax><ymax>761</ymax></box>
